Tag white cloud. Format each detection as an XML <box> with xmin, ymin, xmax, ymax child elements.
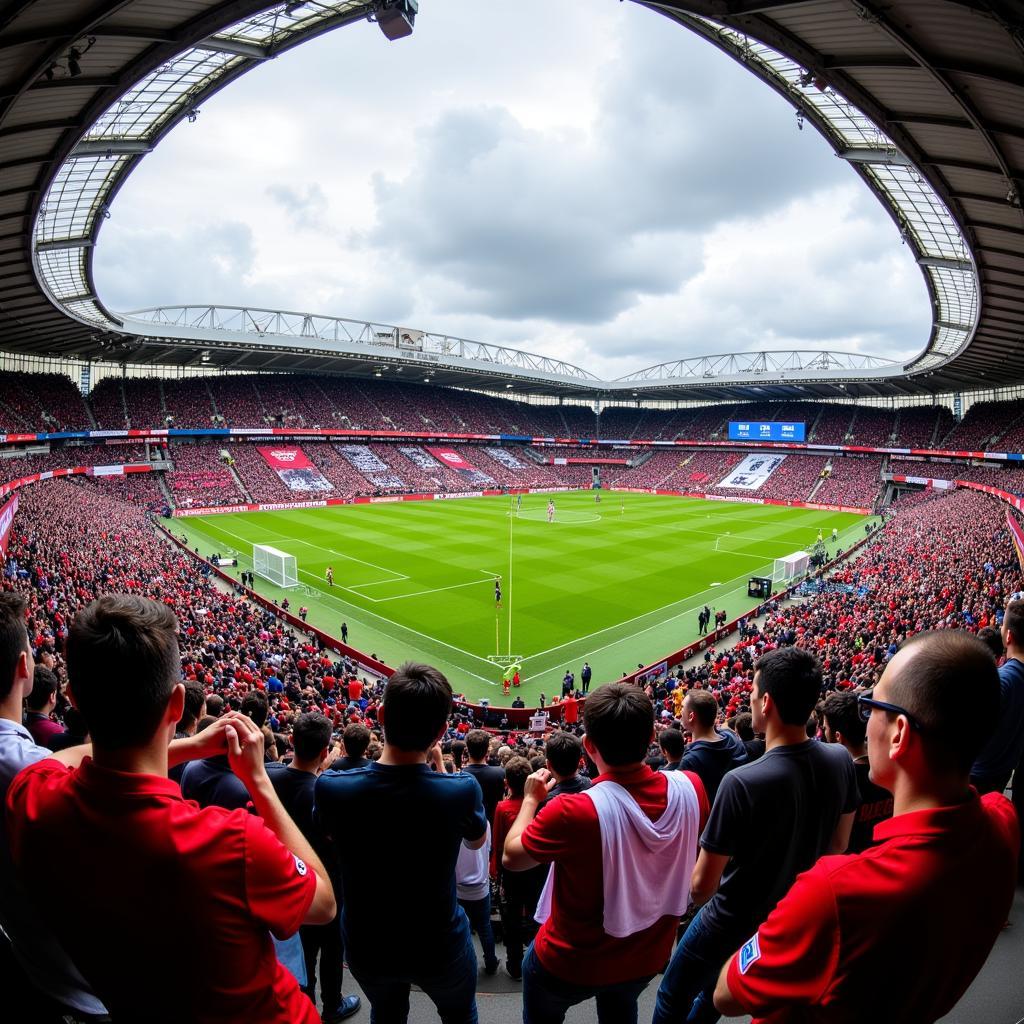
<box><xmin>93</xmin><ymin>0</ymin><xmax>932</xmax><ymax>376</ymax></box>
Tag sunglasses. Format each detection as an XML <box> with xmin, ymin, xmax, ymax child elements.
<box><xmin>856</xmin><ymin>689</ymin><xmax>924</xmax><ymax>731</ymax></box>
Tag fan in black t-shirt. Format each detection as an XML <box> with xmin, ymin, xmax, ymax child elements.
<box><xmin>653</xmin><ymin>647</ymin><xmax>859</xmax><ymax>1024</ymax></box>
<box><xmin>462</xmin><ymin>729</ymin><xmax>506</xmax><ymax>824</ymax></box>
<box><xmin>822</xmin><ymin>690</ymin><xmax>894</xmax><ymax>852</ymax></box>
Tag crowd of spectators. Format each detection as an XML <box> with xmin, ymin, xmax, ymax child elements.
<box><xmin>846</xmin><ymin>407</ymin><xmax>896</xmax><ymax>446</ymax></box>
<box><xmin>896</xmin><ymin>405</ymin><xmax>953</xmax><ymax>448</ymax></box>
<box><xmin>0</xmin><ymin>372</ymin><xmax>91</xmax><ymax>433</ymax></box>
<box><xmin>888</xmin><ymin>459</ymin><xmax>1024</xmax><ymax>492</ymax></box>
<box><xmin>813</xmin><ymin>456</ymin><xmax>883</xmax><ymax>507</ymax></box>
<box><xmin>167</xmin><ymin>444</ymin><xmax>246</xmax><ymax>508</ymax></box>
<box><xmin>3</xmin><ymin>369</ymin><xmax>1023</xmax><ymax>463</ymax></box>
<box><xmin>0</xmin><ymin>459</ymin><xmax>1021</xmax><ymax>1022</ymax></box>
<box><xmin>809</xmin><ymin>404</ymin><xmax>855</xmax><ymax>444</ymax></box>
<box><xmin>942</xmin><ymin>397</ymin><xmax>1024</xmax><ymax>450</ymax></box>
<box><xmin>162</xmin><ymin>378</ymin><xmax>218</xmax><ymax>427</ymax></box>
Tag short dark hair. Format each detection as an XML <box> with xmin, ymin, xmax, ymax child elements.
<box><xmin>545</xmin><ymin>731</ymin><xmax>583</xmax><ymax>776</ymax></box>
<box><xmin>754</xmin><ymin>647</ymin><xmax>823</xmax><ymax>726</ymax></box>
<box><xmin>241</xmin><ymin>690</ymin><xmax>269</xmax><ymax>728</ymax></box>
<box><xmin>733</xmin><ymin>712</ymin><xmax>754</xmax><ymax>741</ymax></box>
<box><xmin>822</xmin><ymin>691</ymin><xmax>866</xmax><ymax>745</ymax></box>
<box><xmin>465</xmin><ymin>729</ymin><xmax>490</xmax><ymax>761</ymax></box>
<box><xmin>343</xmin><ymin>722</ymin><xmax>371</xmax><ymax>757</ymax></box>
<box><xmin>977</xmin><ymin>625</ymin><xmax>1004</xmax><ymax>661</ymax></box>
<box><xmin>204</xmin><ymin>693</ymin><xmax>224</xmax><ymax>717</ymax></box>
<box><xmin>889</xmin><ymin>631</ymin><xmax>999</xmax><ymax>775</ymax></box>
<box><xmin>27</xmin><ymin>665</ymin><xmax>58</xmax><ymax>712</ymax></box>
<box><xmin>685</xmin><ymin>690</ymin><xmax>719</xmax><ymax>729</ymax></box>
<box><xmin>583</xmin><ymin>683</ymin><xmax>654</xmax><ymax>766</ymax></box>
<box><xmin>0</xmin><ymin>592</ymin><xmax>29</xmax><ymax>703</ymax></box>
<box><xmin>1003</xmin><ymin>599</ymin><xmax>1024</xmax><ymax>647</ymax></box>
<box><xmin>381</xmin><ymin>662</ymin><xmax>452</xmax><ymax>752</ymax></box>
<box><xmin>658</xmin><ymin>728</ymin><xmax>684</xmax><ymax>760</ymax></box>
<box><xmin>178</xmin><ymin>680</ymin><xmax>206</xmax><ymax>729</ymax></box>
<box><xmin>67</xmin><ymin>596</ymin><xmax>180</xmax><ymax>749</ymax></box>
<box><xmin>293</xmin><ymin>712</ymin><xmax>332</xmax><ymax>760</ymax></box>
<box><xmin>504</xmin><ymin>755</ymin><xmax>532</xmax><ymax>798</ymax></box>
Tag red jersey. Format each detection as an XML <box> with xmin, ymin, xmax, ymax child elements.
<box><xmin>7</xmin><ymin>759</ymin><xmax>318</xmax><ymax>1024</ymax></box>
<box><xmin>521</xmin><ymin>766</ymin><xmax>708</xmax><ymax>985</ymax></box>
<box><xmin>728</xmin><ymin>791</ymin><xmax>1019</xmax><ymax>1023</ymax></box>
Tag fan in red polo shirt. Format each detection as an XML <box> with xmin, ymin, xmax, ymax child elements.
<box><xmin>5</xmin><ymin>595</ymin><xmax>337</xmax><ymax>1024</ymax></box>
<box><xmin>714</xmin><ymin>631</ymin><xmax>1019</xmax><ymax>1024</ymax></box>
<box><xmin>503</xmin><ymin>684</ymin><xmax>708</xmax><ymax>1023</ymax></box>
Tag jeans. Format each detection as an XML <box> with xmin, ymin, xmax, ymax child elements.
<box><xmin>349</xmin><ymin>934</ymin><xmax>478</xmax><ymax>1024</ymax></box>
<box><xmin>521</xmin><ymin>943</ymin><xmax>653</xmax><ymax>1024</ymax></box>
<box><xmin>458</xmin><ymin>894</ymin><xmax>498</xmax><ymax>971</ymax></box>
<box><xmin>652</xmin><ymin>905</ymin><xmax>740</xmax><ymax>1024</ymax></box>
<box><xmin>501</xmin><ymin>868</ymin><xmax>546</xmax><ymax>976</ymax></box>
<box><xmin>300</xmin><ymin>914</ymin><xmax>344</xmax><ymax>1011</ymax></box>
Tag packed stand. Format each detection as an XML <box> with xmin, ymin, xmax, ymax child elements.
<box><xmin>894</xmin><ymin>406</ymin><xmax>952</xmax><ymax>448</ymax></box>
<box><xmin>0</xmin><ymin>372</ymin><xmax>91</xmax><ymax>433</ymax></box>
<box><xmin>847</xmin><ymin>407</ymin><xmax>896</xmax><ymax>446</ymax></box>
<box><xmin>207</xmin><ymin>376</ymin><xmax>268</xmax><ymax>428</ymax></box>
<box><xmin>84</xmin><ymin>377</ymin><xmax>128</xmax><ymax>430</ymax></box>
<box><xmin>162</xmin><ymin>378</ymin><xmax>217</xmax><ymax>427</ymax></box>
<box><xmin>941</xmin><ymin>399</ymin><xmax>1024</xmax><ymax>450</ymax></box>
<box><xmin>810</xmin><ymin>404</ymin><xmax>855</xmax><ymax>444</ymax></box>
<box><xmin>812</xmin><ymin>456</ymin><xmax>883</xmax><ymax>507</ymax></box>
<box><xmin>737</xmin><ymin>454</ymin><xmax>829</xmax><ymax>503</ymax></box>
<box><xmin>990</xmin><ymin>409</ymin><xmax>1024</xmax><ymax>456</ymax></box>
<box><xmin>167</xmin><ymin>444</ymin><xmax>246</xmax><ymax>509</ymax></box>
<box><xmin>226</xmin><ymin>443</ymin><xmax>320</xmax><ymax>503</ymax></box>
<box><xmin>888</xmin><ymin>459</ymin><xmax>1024</xmax><ymax>493</ymax></box>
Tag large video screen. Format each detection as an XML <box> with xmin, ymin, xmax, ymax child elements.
<box><xmin>728</xmin><ymin>421</ymin><xmax>806</xmax><ymax>442</ymax></box>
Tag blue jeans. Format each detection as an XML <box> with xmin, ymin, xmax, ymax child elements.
<box><xmin>652</xmin><ymin>906</ymin><xmax>739</xmax><ymax>1024</ymax></box>
<box><xmin>349</xmin><ymin>934</ymin><xmax>478</xmax><ymax>1024</ymax></box>
<box><xmin>458</xmin><ymin>894</ymin><xmax>498</xmax><ymax>971</ymax></box>
<box><xmin>521</xmin><ymin>943</ymin><xmax>653</xmax><ymax>1024</ymax></box>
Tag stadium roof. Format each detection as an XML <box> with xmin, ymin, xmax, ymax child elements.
<box><xmin>0</xmin><ymin>1</ymin><xmax>1021</xmax><ymax>401</ymax></box>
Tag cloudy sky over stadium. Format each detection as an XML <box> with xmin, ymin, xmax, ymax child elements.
<box><xmin>95</xmin><ymin>0</ymin><xmax>931</xmax><ymax>379</ymax></box>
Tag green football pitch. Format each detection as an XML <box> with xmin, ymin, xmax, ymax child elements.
<box><xmin>179</xmin><ymin>492</ymin><xmax>869</xmax><ymax>703</ymax></box>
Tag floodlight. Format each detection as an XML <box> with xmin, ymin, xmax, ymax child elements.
<box><xmin>376</xmin><ymin>0</ymin><xmax>417</xmax><ymax>41</ymax></box>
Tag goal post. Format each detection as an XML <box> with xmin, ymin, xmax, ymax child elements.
<box><xmin>253</xmin><ymin>543</ymin><xmax>299</xmax><ymax>588</ymax></box>
<box><xmin>773</xmin><ymin>550</ymin><xmax>809</xmax><ymax>584</ymax></box>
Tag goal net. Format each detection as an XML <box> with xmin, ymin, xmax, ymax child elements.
<box><xmin>253</xmin><ymin>544</ymin><xmax>299</xmax><ymax>588</ymax></box>
<box><xmin>772</xmin><ymin>551</ymin><xmax>809</xmax><ymax>583</ymax></box>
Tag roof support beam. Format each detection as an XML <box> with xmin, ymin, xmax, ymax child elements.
<box><xmin>838</xmin><ymin>147</ymin><xmax>911</xmax><ymax>166</ymax></box>
<box><xmin>36</xmin><ymin>238</ymin><xmax>92</xmax><ymax>252</ymax></box>
<box><xmin>196</xmin><ymin>36</ymin><xmax>269</xmax><ymax>59</ymax></box>
<box><xmin>69</xmin><ymin>140</ymin><xmax>151</xmax><ymax>158</ymax></box>
<box><xmin>919</xmin><ymin>256</ymin><xmax>973</xmax><ymax>272</ymax></box>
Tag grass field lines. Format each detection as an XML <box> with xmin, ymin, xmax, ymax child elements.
<box><xmin>516</xmin><ymin>563</ymin><xmax>770</xmax><ymax>680</ymax></box>
<box><xmin>180</xmin><ymin>495</ymin><xmax>870</xmax><ymax>698</ymax></box>
<box><xmin>183</xmin><ymin>516</ymin><xmax>502</xmax><ymax>685</ymax></box>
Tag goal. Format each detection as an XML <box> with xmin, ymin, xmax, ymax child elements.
<box><xmin>773</xmin><ymin>550</ymin><xmax>809</xmax><ymax>583</ymax></box>
<box><xmin>253</xmin><ymin>544</ymin><xmax>299</xmax><ymax>588</ymax></box>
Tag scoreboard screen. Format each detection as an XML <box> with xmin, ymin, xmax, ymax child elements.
<box><xmin>728</xmin><ymin>421</ymin><xmax>805</xmax><ymax>442</ymax></box>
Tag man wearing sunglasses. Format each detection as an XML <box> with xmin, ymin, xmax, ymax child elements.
<box><xmin>713</xmin><ymin>630</ymin><xmax>1019</xmax><ymax>1024</ymax></box>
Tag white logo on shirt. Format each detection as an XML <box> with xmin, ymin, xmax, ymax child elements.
<box><xmin>739</xmin><ymin>934</ymin><xmax>761</xmax><ymax>975</ymax></box>
<box><xmin>294</xmin><ymin>855</ymin><xmax>308</xmax><ymax>876</ymax></box>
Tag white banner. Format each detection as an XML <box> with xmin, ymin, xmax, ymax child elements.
<box><xmin>718</xmin><ymin>453</ymin><xmax>787</xmax><ymax>491</ymax></box>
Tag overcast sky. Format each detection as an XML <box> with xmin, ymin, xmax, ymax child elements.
<box><xmin>94</xmin><ymin>0</ymin><xmax>931</xmax><ymax>380</ymax></box>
